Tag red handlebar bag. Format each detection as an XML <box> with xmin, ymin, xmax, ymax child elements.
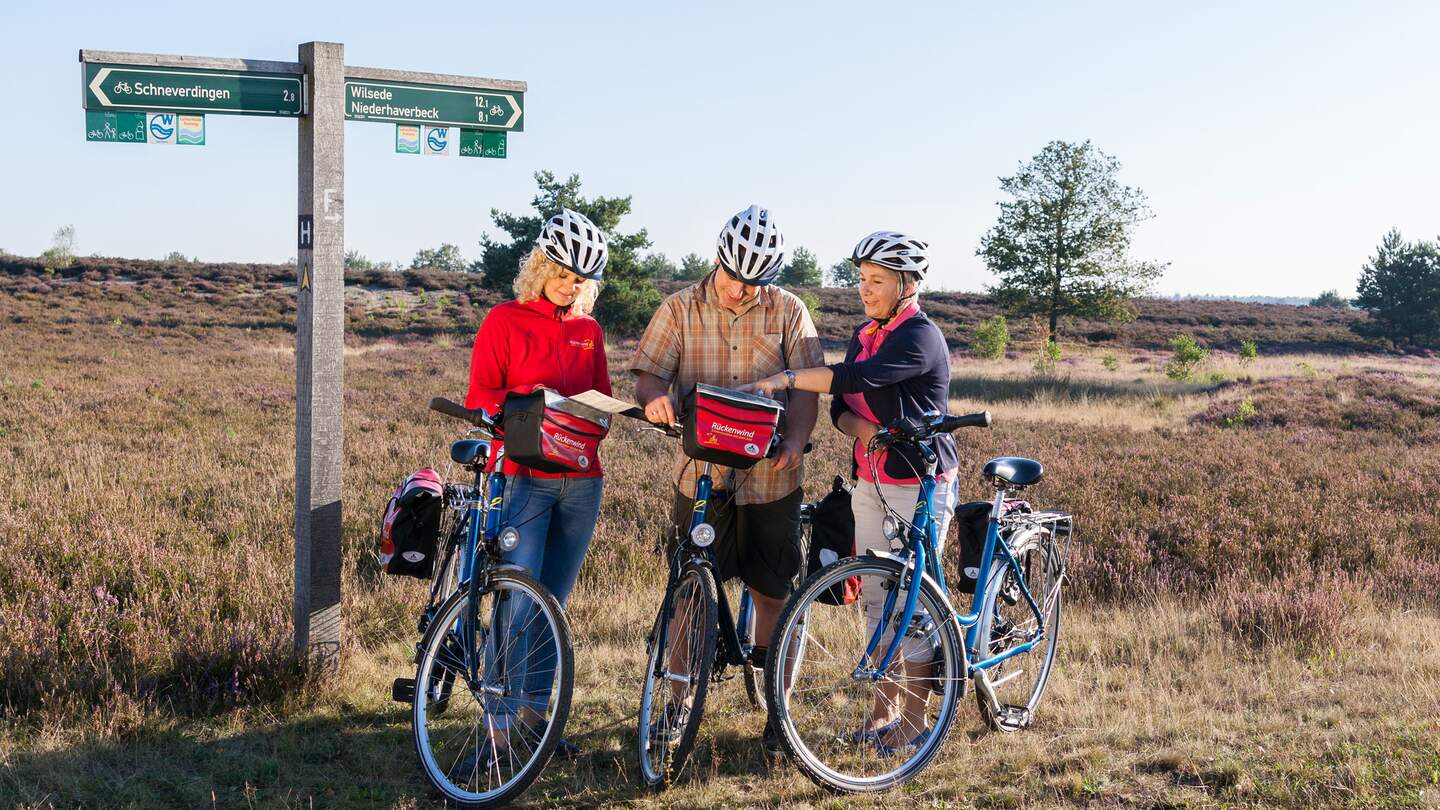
<box><xmin>681</xmin><ymin>383</ymin><xmax>783</xmax><ymax>469</ymax></box>
<box><xmin>503</xmin><ymin>391</ymin><xmax>610</xmax><ymax>474</ymax></box>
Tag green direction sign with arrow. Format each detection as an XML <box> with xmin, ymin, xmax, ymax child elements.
<box><xmin>83</xmin><ymin>63</ymin><xmax>304</xmax><ymax>117</ymax></box>
<box><xmin>344</xmin><ymin>79</ymin><xmax>523</xmax><ymax>131</ymax></box>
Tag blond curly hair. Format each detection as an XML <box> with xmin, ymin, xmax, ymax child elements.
<box><xmin>512</xmin><ymin>248</ymin><xmax>600</xmax><ymax>315</ymax></box>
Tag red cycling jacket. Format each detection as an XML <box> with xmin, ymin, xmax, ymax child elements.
<box><xmin>465</xmin><ymin>297</ymin><xmax>612</xmax><ymax>478</ymax></box>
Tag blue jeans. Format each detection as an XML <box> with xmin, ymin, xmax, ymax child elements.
<box><xmin>490</xmin><ymin>474</ymin><xmax>602</xmax><ymax>722</ymax></box>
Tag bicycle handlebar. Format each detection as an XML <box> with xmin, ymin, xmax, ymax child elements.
<box><xmin>938</xmin><ymin>411</ymin><xmax>992</xmax><ymax>432</ymax></box>
<box><xmin>429</xmin><ymin>397</ymin><xmax>499</xmax><ymax>430</ymax></box>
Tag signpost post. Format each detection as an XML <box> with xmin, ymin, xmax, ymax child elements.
<box><xmin>79</xmin><ymin>45</ymin><xmax>526</xmax><ymax>671</ymax></box>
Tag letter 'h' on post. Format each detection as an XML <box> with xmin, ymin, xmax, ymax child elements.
<box><xmin>295</xmin><ymin>41</ymin><xmax>344</xmax><ymax>668</ymax></box>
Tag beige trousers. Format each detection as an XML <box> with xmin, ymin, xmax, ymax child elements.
<box><xmin>851</xmin><ymin>478</ymin><xmax>958</xmax><ymax>664</ymax></box>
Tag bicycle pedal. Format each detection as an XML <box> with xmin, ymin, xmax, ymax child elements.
<box><xmin>998</xmin><ymin>704</ymin><xmax>1032</xmax><ymax>729</ymax></box>
<box><xmin>392</xmin><ymin>677</ymin><xmax>416</xmax><ymax>703</ymax></box>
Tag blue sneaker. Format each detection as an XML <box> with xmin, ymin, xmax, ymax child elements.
<box><xmin>876</xmin><ymin>725</ymin><xmax>932</xmax><ymax>757</ymax></box>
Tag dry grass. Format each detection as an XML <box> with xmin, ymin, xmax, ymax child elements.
<box><xmin>3</xmin><ymin>273</ymin><xmax>1440</xmax><ymax>808</ymax></box>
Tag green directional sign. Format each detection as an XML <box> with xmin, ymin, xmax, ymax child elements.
<box><xmin>460</xmin><ymin>129</ymin><xmax>507</xmax><ymax>159</ymax></box>
<box><xmin>344</xmin><ymin>78</ymin><xmax>523</xmax><ymax>132</ymax></box>
<box><xmin>85</xmin><ymin>110</ymin><xmax>147</xmax><ymax>142</ymax></box>
<box><xmin>83</xmin><ymin>63</ymin><xmax>304</xmax><ymax>117</ymax></box>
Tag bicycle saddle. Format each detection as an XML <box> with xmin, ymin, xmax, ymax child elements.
<box><xmin>450</xmin><ymin>439</ymin><xmax>490</xmax><ymax>468</ymax></box>
<box><xmin>982</xmin><ymin>456</ymin><xmax>1044</xmax><ymax>488</ymax></box>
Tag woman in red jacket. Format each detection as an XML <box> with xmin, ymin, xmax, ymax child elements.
<box><xmin>464</xmin><ymin>209</ymin><xmax>611</xmax><ymax>759</ymax></box>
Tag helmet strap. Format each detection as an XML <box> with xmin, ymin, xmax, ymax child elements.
<box><xmin>880</xmin><ymin>273</ymin><xmax>918</xmax><ymax>324</ymax></box>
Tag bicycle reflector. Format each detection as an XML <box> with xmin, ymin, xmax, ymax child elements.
<box><xmin>498</xmin><ymin>526</ymin><xmax>521</xmax><ymax>552</ymax></box>
<box><xmin>882</xmin><ymin>514</ymin><xmax>900</xmax><ymax>541</ymax></box>
<box><xmin>690</xmin><ymin>523</ymin><xmax>716</xmax><ymax>547</ymax></box>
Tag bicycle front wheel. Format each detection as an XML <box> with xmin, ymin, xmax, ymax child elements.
<box><xmin>973</xmin><ymin>530</ymin><xmax>1063</xmax><ymax>732</ymax></box>
<box><xmin>411</xmin><ymin>569</ymin><xmax>574</xmax><ymax>808</ymax></box>
<box><xmin>766</xmin><ymin>555</ymin><xmax>964</xmax><ymax>793</ymax></box>
<box><xmin>636</xmin><ymin>562</ymin><xmax>718</xmax><ymax>789</ymax></box>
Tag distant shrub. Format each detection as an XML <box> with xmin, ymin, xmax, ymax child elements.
<box><xmin>164</xmin><ymin>251</ymin><xmax>192</xmax><ymax>264</ymax></box>
<box><xmin>972</xmin><ymin>315</ymin><xmax>1009</xmax><ymax>360</ymax></box>
<box><xmin>1032</xmin><ymin>338</ymin><xmax>1061</xmax><ymax>376</ymax></box>
<box><xmin>1296</xmin><ymin>361</ymin><xmax>1317</xmax><ymax>378</ymax></box>
<box><xmin>1221</xmin><ymin>396</ymin><xmax>1257</xmax><ymax>427</ymax></box>
<box><xmin>1309</xmin><ymin>290</ymin><xmax>1349</xmax><ymax>308</ymax></box>
<box><xmin>798</xmin><ymin>290</ymin><xmax>822</xmax><ymax>325</ymax></box>
<box><xmin>1100</xmin><ymin>352</ymin><xmax>1120</xmax><ymax>372</ymax></box>
<box><xmin>1206</xmin><ymin>371</ymin><xmax>1227</xmax><ymax>384</ymax></box>
<box><xmin>42</xmin><ymin>225</ymin><xmax>75</xmax><ymax>271</ymax></box>
<box><xmin>1212</xmin><ymin>569</ymin><xmax>1364</xmax><ymax>651</ymax></box>
<box><xmin>1238</xmin><ymin>339</ymin><xmax>1258</xmax><ymax>365</ymax></box>
<box><xmin>1164</xmin><ymin>334</ymin><xmax>1209</xmax><ymax>381</ymax></box>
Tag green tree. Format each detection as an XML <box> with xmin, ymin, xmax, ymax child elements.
<box><xmin>345</xmin><ymin>250</ymin><xmax>375</xmax><ymax>271</ymax></box>
<box><xmin>779</xmin><ymin>246</ymin><xmax>822</xmax><ymax>287</ymax></box>
<box><xmin>639</xmin><ymin>252</ymin><xmax>678</xmax><ymax>281</ymax></box>
<box><xmin>475</xmin><ymin>171</ymin><xmax>659</xmax><ymax>332</ymax></box>
<box><xmin>1308</xmin><ymin>290</ymin><xmax>1349</xmax><ymax>308</ymax></box>
<box><xmin>1352</xmin><ymin>229</ymin><xmax>1440</xmax><ymax>348</ymax></box>
<box><xmin>42</xmin><ymin>225</ymin><xmax>75</xmax><ymax>271</ymax></box>
<box><xmin>677</xmin><ymin>253</ymin><xmax>712</xmax><ymax>281</ymax></box>
<box><xmin>1165</xmin><ymin>334</ymin><xmax>1210</xmax><ymax>381</ymax></box>
<box><xmin>971</xmin><ymin>315</ymin><xmax>1009</xmax><ymax>360</ymax></box>
<box><xmin>411</xmin><ymin>243</ymin><xmax>467</xmax><ymax>273</ymax></box>
<box><xmin>827</xmin><ymin>259</ymin><xmax>859</xmax><ymax>287</ymax></box>
<box><xmin>1238</xmin><ymin>339</ymin><xmax>1258</xmax><ymax>365</ymax></box>
<box><xmin>978</xmin><ymin>140</ymin><xmax>1166</xmax><ymax>343</ymax></box>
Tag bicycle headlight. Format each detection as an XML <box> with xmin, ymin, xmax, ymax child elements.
<box><xmin>882</xmin><ymin>514</ymin><xmax>900</xmax><ymax>541</ymax></box>
<box><xmin>690</xmin><ymin>523</ymin><xmax>716</xmax><ymax>548</ymax></box>
<box><xmin>498</xmin><ymin>526</ymin><xmax>521</xmax><ymax>552</ymax></box>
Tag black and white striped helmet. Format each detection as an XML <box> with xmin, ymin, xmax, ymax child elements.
<box><xmin>716</xmin><ymin>204</ymin><xmax>786</xmax><ymax>286</ymax></box>
<box><xmin>851</xmin><ymin>231</ymin><xmax>930</xmax><ymax>281</ymax></box>
<box><xmin>538</xmin><ymin>208</ymin><xmax>608</xmax><ymax>280</ymax></box>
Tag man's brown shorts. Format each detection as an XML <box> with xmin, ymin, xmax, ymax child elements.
<box><xmin>670</xmin><ymin>487</ymin><xmax>804</xmax><ymax>600</ymax></box>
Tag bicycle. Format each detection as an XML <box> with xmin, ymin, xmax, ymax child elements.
<box><xmin>633</xmin><ymin>420</ymin><xmax>811</xmax><ymax>789</ymax></box>
<box><xmin>763</xmin><ymin>411</ymin><xmax>1073</xmax><ymax>793</ymax></box>
<box><xmin>390</xmin><ymin>397</ymin><xmax>576</xmax><ymax>808</ymax></box>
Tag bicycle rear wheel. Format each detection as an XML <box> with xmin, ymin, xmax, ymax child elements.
<box><xmin>973</xmin><ymin>530</ymin><xmax>1063</xmax><ymax>732</ymax></box>
<box><xmin>766</xmin><ymin>556</ymin><xmax>964</xmax><ymax>793</ymax></box>
<box><xmin>411</xmin><ymin>569</ymin><xmax>573</xmax><ymax>808</ymax></box>
<box><xmin>636</xmin><ymin>562</ymin><xmax>718</xmax><ymax>789</ymax></box>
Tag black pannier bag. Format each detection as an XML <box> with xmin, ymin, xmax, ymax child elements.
<box><xmin>954</xmin><ymin>500</ymin><xmax>993</xmax><ymax>594</ymax></box>
<box><xmin>503</xmin><ymin>390</ymin><xmax>610</xmax><ymax>474</ymax></box>
<box><xmin>806</xmin><ymin>476</ymin><xmax>861</xmax><ymax>605</ymax></box>
<box><xmin>377</xmin><ymin>468</ymin><xmax>445</xmax><ymax>579</ymax></box>
<box><xmin>681</xmin><ymin>383</ymin><xmax>783</xmax><ymax>469</ymax></box>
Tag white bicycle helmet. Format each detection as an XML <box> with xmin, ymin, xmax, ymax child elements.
<box><xmin>537</xmin><ymin>208</ymin><xmax>608</xmax><ymax>280</ymax></box>
<box><xmin>716</xmin><ymin>204</ymin><xmax>786</xmax><ymax>286</ymax></box>
<box><xmin>851</xmin><ymin>231</ymin><xmax>930</xmax><ymax>281</ymax></box>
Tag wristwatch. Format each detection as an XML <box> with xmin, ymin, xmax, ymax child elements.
<box><xmin>782</xmin><ymin>369</ymin><xmax>797</xmax><ymax>389</ymax></box>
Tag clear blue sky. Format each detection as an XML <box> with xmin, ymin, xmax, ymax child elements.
<box><xmin>2</xmin><ymin>1</ymin><xmax>1435</xmax><ymax>296</ymax></box>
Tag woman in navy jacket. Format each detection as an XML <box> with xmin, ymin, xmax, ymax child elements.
<box><xmin>743</xmin><ymin>231</ymin><xmax>957</xmax><ymax>754</ymax></box>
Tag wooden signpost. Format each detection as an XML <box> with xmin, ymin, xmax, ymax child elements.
<box><xmin>80</xmin><ymin>43</ymin><xmax>526</xmax><ymax>668</ymax></box>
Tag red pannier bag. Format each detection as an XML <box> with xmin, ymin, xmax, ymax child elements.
<box><xmin>681</xmin><ymin>383</ymin><xmax>783</xmax><ymax>470</ymax></box>
<box><xmin>377</xmin><ymin>467</ymin><xmax>445</xmax><ymax>579</ymax></box>
<box><xmin>503</xmin><ymin>390</ymin><xmax>610</xmax><ymax>474</ymax></box>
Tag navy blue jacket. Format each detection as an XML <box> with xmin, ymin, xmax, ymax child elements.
<box><xmin>828</xmin><ymin>309</ymin><xmax>958</xmax><ymax>481</ymax></box>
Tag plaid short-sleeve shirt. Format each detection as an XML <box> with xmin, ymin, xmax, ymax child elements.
<box><xmin>630</xmin><ymin>271</ymin><xmax>825</xmax><ymax>505</ymax></box>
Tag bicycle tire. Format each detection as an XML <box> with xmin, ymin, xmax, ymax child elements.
<box><xmin>411</xmin><ymin>569</ymin><xmax>574</xmax><ymax>808</ymax></box>
<box><xmin>766</xmin><ymin>555</ymin><xmax>964</xmax><ymax>794</ymax></box>
<box><xmin>973</xmin><ymin>530</ymin><xmax>1062</xmax><ymax>733</ymax></box>
<box><xmin>636</xmin><ymin>562</ymin><xmax>718</xmax><ymax>789</ymax></box>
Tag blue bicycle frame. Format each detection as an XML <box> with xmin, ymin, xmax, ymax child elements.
<box><xmin>856</xmin><ymin>448</ymin><xmax>1051</xmax><ymax>680</ymax></box>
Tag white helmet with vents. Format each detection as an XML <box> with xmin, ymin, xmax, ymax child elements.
<box><xmin>851</xmin><ymin>231</ymin><xmax>930</xmax><ymax>281</ymax></box>
<box><xmin>716</xmin><ymin>204</ymin><xmax>786</xmax><ymax>286</ymax></box>
<box><xmin>537</xmin><ymin>208</ymin><xmax>608</xmax><ymax>280</ymax></box>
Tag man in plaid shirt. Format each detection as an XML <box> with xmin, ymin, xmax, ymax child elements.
<box><xmin>632</xmin><ymin>206</ymin><xmax>822</xmax><ymax>748</ymax></box>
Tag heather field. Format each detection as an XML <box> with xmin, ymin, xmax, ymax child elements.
<box><xmin>2</xmin><ymin>265</ymin><xmax>1439</xmax><ymax>808</ymax></box>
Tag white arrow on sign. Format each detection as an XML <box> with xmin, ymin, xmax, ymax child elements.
<box><xmin>500</xmin><ymin>94</ymin><xmax>522</xmax><ymax>129</ymax></box>
<box><xmin>89</xmin><ymin>67</ymin><xmax>113</xmax><ymax>106</ymax></box>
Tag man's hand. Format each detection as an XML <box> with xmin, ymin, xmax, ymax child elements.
<box><xmin>643</xmin><ymin>393</ymin><xmax>677</xmax><ymax>426</ymax></box>
<box><xmin>738</xmin><ymin>373</ymin><xmax>786</xmax><ymax>399</ymax></box>
<box><xmin>770</xmin><ymin>436</ymin><xmax>807</xmax><ymax>472</ymax></box>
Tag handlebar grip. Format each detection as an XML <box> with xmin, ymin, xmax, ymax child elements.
<box><xmin>429</xmin><ymin>397</ymin><xmax>493</xmax><ymax>428</ymax></box>
<box><xmin>940</xmin><ymin>411</ymin><xmax>992</xmax><ymax>432</ymax></box>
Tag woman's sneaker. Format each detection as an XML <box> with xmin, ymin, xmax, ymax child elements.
<box><xmin>843</xmin><ymin>718</ymin><xmax>900</xmax><ymax>746</ymax></box>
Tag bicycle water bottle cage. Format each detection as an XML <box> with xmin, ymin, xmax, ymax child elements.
<box><xmin>982</xmin><ymin>456</ymin><xmax>1045</xmax><ymax>489</ymax></box>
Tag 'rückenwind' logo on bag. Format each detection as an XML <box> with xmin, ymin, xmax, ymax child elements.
<box><xmin>709</xmin><ymin>421</ymin><xmax>756</xmax><ymax>440</ymax></box>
